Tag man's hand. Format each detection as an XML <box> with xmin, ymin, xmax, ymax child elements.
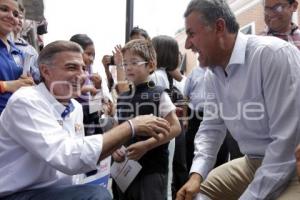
<box><xmin>176</xmin><ymin>173</ymin><xmax>202</xmax><ymax>200</ymax></box>
<box><xmin>127</xmin><ymin>141</ymin><xmax>148</xmax><ymax>161</ymax></box>
<box><xmin>295</xmin><ymin>144</ymin><xmax>300</xmax><ymax>181</ymax></box>
<box><xmin>131</xmin><ymin>115</ymin><xmax>170</xmax><ymax>140</ymax></box>
<box><xmin>5</xmin><ymin>75</ymin><xmax>34</xmax><ymax>93</ymax></box>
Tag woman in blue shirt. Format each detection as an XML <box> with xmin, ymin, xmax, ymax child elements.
<box><xmin>0</xmin><ymin>0</ymin><xmax>34</xmax><ymax>113</ymax></box>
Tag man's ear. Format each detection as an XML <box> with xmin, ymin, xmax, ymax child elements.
<box><xmin>215</xmin><ymin>18</ymin><xmax>226</xmax><ymax>35</ymax></box>
<box><xmin>39</xmin><ymin>64</ymin><xmax>51</xmax><ymax>81</ymax></box>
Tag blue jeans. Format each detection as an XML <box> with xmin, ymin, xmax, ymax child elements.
<box><xmin>2</xmin><ymin>184</ymin><xmax>112</xmax><ymax>200</ymax></box>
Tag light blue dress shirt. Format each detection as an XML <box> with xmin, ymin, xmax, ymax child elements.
<box><xmin>184</xmin><ymin>67</ymin><xmax>206</xmax><ymax>112</ymax></box>
<box><xmin>190</xmin><ymin>33</ymin><xmax>300</xmax><ymax>200</ymax></box>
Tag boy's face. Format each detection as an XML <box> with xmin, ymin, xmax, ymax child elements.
<box><xmin>123</xmin><ymin>51</ymin><xmax>152</xmax><ymax>85</ymax></box>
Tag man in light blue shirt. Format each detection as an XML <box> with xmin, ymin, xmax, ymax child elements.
<box><xmin>183</xmin><ymin>66</ymin><xmax>206</xmax><ymax>171</ymax></box>
<box><xmin>176</xmin><ymin>0</ymin><xmax>300</xmax><ymax>200</ymax></box>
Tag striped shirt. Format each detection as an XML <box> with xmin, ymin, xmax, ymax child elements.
<box><xmin>261</xmin><ymin>23</ymin><xmax>300</xmax><ymax>50</ymax></box>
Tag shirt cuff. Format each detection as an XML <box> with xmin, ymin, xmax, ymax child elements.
<box><xmin>239</xmin><ymin>190</ymin><xmax>255</xmax><ymax>200</ymax></box>
<box><xmin>189</xmin><ymin>158</ymin><xmax>211</xmax><ymax>180</ymax></box>
<box><xmin>80</xmin><ymin>134</ymin><xmax>103</xmax><ymax>169</ymax></box>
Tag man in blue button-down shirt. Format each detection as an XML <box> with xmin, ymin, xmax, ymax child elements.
<box><xmin>176</xmin><ymin>0</ymin><xmax>300</xmax><ymax>200</ymax></box>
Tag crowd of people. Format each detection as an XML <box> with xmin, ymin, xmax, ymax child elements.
<box><xmin>0</xmin><ymin>0</ymin><xmax>300</xmax><ymax>199</ymax></box>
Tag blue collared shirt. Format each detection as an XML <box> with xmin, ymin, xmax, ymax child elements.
<box><xmin>191</xmin><ymin>33</ymin><xmax>300</xmax><ymax>199</ymax></box>
<box><xmin>184</xmin><ymin>67</ymin><xmax>206</xmax><ymax>112</ymax></box>
<box><xmin>0</xmin><ymin>39</ymin><xmax>23</xmax><ymax>113</ymax></box>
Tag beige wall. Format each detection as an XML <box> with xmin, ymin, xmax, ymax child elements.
<box><xmin>236</xmin><ymin>3</ymin><xmax>265</xmax><ymax>34</ymax></box>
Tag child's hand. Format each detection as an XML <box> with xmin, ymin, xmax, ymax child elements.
<box><xmin>112</xmin><ymin>148</ymin><xmax>126</xmax><ymax>163</ymax></box>
<box><xmin>127</xmin><ymin>141</ymin><xmax>148</xmax><ymax>161</ymax></box>
<box><xmin>89</xmin><ymin>73</ymin><xmax>102</xmax><ymax>89</ymax></box>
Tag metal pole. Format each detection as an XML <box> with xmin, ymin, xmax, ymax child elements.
<box><xmin>125</xmin><ymin>0</ymin><xmax>134</xmax><ymax>43</ymax></box>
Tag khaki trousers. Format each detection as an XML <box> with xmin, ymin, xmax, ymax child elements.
<box><xmin>200</xmin><ymin>156</ymin><xmax>300</xmax><ymax>200</ymax></box>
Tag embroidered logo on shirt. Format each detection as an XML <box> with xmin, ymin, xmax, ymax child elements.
<box><xmin>75</xmin><ymin>123</ymin><xmax>82</xmax><ymax>133</ymax></box>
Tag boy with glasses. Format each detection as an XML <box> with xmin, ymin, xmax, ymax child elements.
<box><xmin>113</xmin><ymin>39</ymin><xmax>181</xmax><ymax>200</ymax></box>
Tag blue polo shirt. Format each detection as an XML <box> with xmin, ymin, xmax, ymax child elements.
<box><xmin>0</xmin><ymin>39</ymin><xmax>23</xmax><ymax>113</ymax></box>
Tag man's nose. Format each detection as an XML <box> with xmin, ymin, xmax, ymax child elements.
<box><xmin>185</xmin><ymin>38</ymin><xmax>192</xmax><ymax>49</ymax></box>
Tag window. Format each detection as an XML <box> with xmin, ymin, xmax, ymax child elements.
<box><xmin>240</xmin><ymin>22</ymin><xmax>255</xmax><ymax>35</ymax></box>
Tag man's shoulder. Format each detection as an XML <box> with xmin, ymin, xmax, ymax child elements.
<box><xmin>10</xmin><ymin>86</ymin><xmax>37</xmax><ymax>100</ymax></box>
<box><xmin>8</xmin><ymin>85</ymin><xmax>45</xmax><ymax>107</ymax></box>
<box><xmin>247</xmin><ymin>35</ymin><xmax>290</xmax><ymax>51</ymax></box>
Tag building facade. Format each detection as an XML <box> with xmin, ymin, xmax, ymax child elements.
<box><xmin>176</xmin><ymin>0</ymin><xmax>300</xmax><ymax>75</ymax></box>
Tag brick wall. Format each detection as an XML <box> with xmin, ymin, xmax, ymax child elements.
<box><xmin>175</xmin><ymin>1</ymin><xmax>300</xmax><ymax>74</ymax></box>
<box><xmin>236</xmin><ymin>3</ymin><xmax>266</xmax><ymax>34</ymax></box>
<box><xmin>236</xmin><ymin>2</ymin><xmax>300</xmax><ymax>34</ymax></box>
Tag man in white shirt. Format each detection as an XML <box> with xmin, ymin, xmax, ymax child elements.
<box><xmin>176</xmin><ymin>0</ymin><xmax>300</xmax><ymax>200</ymax></box>
<box><xmin>0</xmin><ymin>40</ymin><xmax>170</xmax><ymax>200</ymax></box>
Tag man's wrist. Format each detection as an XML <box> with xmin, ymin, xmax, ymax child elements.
<box><xmin>190</xmin><ymin>172</ymin><xmax>203</xmax><ymax>183</ymax></box>
<box><xmin>0</xmin><ymin>81</ymin><xmax>6</xmax><ymax>93</ymax></box>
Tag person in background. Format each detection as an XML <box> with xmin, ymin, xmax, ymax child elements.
<box><xmin>129</xmin><ymin>26</ymin><xmax>150</xmax><ymax>40</ymax></box>
<box><xmin>11</xmin><ymin>1</ymin><xmax>40</xmax><ymax>83</ymax></box>
<box><xmin>183</xmin><ymin>66</ymin><xmax>206</xmax><ymax>172</ymax></box>
<box><xmin>177</xmin><ymin>0</ymin><xmax>300</xmax><ymax>199</ymax></box>
<box><xmin>70</xmin><ymin>34</ymin><xmax>105</xmax><ymax>136</ymax></box>
<box><xmin>113</xmin><ymin>39</ymin><xmax>181</xmax><ymax>200</ymax></box>
<box><xmin>0</xmin><ymin>40</ymin><xmax>170</xmax><ymax>200</ymax></box>
<box><xmin>150</xmin><ymin>35</ymin><xmax>189</xmax><ymax>200</ymax></box>
<box><xmin>262</xmin><ymin>0</ymin><xmax>300</xmax><ymax>49</ymax></box>
<box><xmin>0</xmin><ymin>0</ymin><xmax>34</xmax><ymax>114</ymax></box>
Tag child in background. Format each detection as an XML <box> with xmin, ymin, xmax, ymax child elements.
<box><xmin>113</xmin><ymin>39</ymin><xmax>181</xmax><ymax>200</ymax></box>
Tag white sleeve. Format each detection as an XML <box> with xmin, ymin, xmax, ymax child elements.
<box><xmin>150</xmin><ymin>70</ymin><xmax>170</xmax><ymax>89</ymax></box>
<box><xmin>159</xmin><ymin>91</ymin><xmax>176</xmax><ymax>117</ymax></box>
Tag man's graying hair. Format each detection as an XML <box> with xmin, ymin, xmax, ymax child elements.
<box><xmin>184</xmin><ymin>0</ymin><xmax>239</xmax><ymax>33</ymax></box>
<box><xmin>38</xmin><ymin>40</ymin><xmax>83</xmax><ymax>66</ymax></box>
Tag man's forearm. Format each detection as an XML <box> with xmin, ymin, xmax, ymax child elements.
<box><xmin>99</xmin><ymin>121</ymin><xmax>132</xmax><ymax>161</ymax></box>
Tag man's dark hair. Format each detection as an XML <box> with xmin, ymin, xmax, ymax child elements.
<box><xmin>129</xmin><ymin>26</ymin><xmax>150</xmax><ymax>40</ymax></box>
<box><xmin>38</xmin><ymin>40</ymin><xmax>83</xmax><ymax>66</ymax></box>
<box><xmin>184</xmin><ymin>0</ymin><xmax>239</xmax><ymax>33</ymax></box>
<box><xmin>152</xmin><ymin>35</ymin><xmax>179</xmax><ymax>71</ymax></box>
<box><xmin>70</xmin><ymin>34</ymin><xmax>94</xmax><ymax>50</ymax></box>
